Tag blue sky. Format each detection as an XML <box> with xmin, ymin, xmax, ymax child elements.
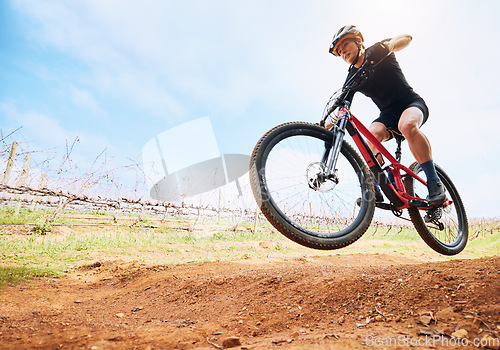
<box><xmin>1</xmin><ymin>0</ymin><xmax>499</xmax><ymax>218</ymax></box>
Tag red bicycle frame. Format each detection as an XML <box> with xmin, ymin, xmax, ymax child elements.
<box><xmin>337</xmin><ymin>107</ymin><xmax>444</xmax><ymax>211</ymax></box>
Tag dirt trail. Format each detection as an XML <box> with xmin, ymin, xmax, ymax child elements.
<box><xmin>0</xmin><ymin>254</ymin><xmax>499</xmax><ymax>349</ymax></box>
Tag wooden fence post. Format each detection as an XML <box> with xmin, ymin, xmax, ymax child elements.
<box><xmin>14</xmin><ymin>155</ymin><xmax>31</xmax><ymax>216</ymax></box>
<box><xmin>253</xmin><ymin>208</ymin><xmax>259</xmax><ymax>233</ymax></box>
<box><xmin>2</xmin><ymin>142</ymin><xmax>18</xmax><ymax>184</ymax></box>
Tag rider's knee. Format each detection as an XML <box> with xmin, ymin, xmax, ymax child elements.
<box><xmin>369</xmin><ymin>123</ymin><xmax>388</xmax><ymax>142</ymax></box>
<box><xmin>399</xmin><ymin>107</ymin><xmax>424</xmax><ymax>138</ymax></box>
<box><xmin>398</xmin><ymin>120</ymin><xmax>419</xmax><ymax>138</ymax></box>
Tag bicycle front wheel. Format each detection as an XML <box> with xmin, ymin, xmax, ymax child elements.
<box><xmin>250</xmin><ymin>122</ymin><xmax>376</xmax><ymax>250</ymax></box>
<box><xmin>404</xmin><ymin>162</ymin><xmax>468</xmax><ymax>255</ymax></box>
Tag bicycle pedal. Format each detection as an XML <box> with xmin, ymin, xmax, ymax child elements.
<box><xmin>408</xmin><ymin>199</ymin><xmax>429</xmax><ymax>208</ymax></box>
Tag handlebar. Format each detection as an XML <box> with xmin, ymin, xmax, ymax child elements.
<box><xmin>320</xmin><ymin>51</ymin><xmax>391</xmax><ymax>127</ymax></box>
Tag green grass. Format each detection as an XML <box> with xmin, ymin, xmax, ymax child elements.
<box><xmin>0</xmin><ymin>207</ymin><xmax>146</xmax><ymax>226</ymax></box>
<box><xmin>0</xmin><ymin>207</ymin><xmax>52</xmax><ymax>225</ymax></box>
<box><xmin>0</xmin><ymin>266</ymin><xmax>62</xmax><ymax>288</ymax></box>
<box><xmin>0</xmin><ymin>207</ymin><xmax>498</xmax><ymax>287</ymax></box>
<box><xmin>466</xmin><ymin>230</ymin><xmax>500</xmax><ymax>256</ymax></box>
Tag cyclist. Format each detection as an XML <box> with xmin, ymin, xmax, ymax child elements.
<box><xmin>325</xmin><ymin>25</ymin><xmax>445</xmax><ymax>206</ymax></box>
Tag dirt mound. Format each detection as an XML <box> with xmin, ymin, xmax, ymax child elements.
<box><xmin>0</xmin><ymin>254</ymin><xmax>499</xmax><ymax>349</ymax></box>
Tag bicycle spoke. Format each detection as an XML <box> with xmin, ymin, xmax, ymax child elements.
<box><xmin>263</xmin><ymin>133</ymin><xmax>364</xmax><ymax>233</ymax></box>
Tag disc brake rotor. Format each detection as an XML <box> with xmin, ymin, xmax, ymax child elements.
<box><xmin>306</xmin><ymin>162</ymin><xmax>338</xmax><ymax>192</ymax></box>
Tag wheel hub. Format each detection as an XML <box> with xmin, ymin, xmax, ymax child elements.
<box><xmin>306</xmin><ymin>162</ymin><xmax>338</xmax><ymax>192</ymax></box>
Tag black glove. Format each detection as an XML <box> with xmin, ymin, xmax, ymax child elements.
<box><xmin>364</xmin><ymin>41</ymin><xmax>391</xmax><ymax>66</ymax></box>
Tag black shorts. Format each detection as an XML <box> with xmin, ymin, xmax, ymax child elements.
<box><xmin>372</xmin><ymin>98</ymin><xmax>429</xmax><ymax>139</ymax></box>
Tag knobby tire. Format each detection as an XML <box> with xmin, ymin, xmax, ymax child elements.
<box><xmin>250</xmin><ymin>122</ymin><xmax>376</xmax><ymax>250</ymax></box>
<box><xmin>404</xmin><ymin>162</ymin><xmax>468</xmax><ymax>255</ymax></box>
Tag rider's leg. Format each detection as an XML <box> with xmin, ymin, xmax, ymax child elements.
<box><xmin>367</xmin><ymin>122</ymin><xmax>390</xmax><ymax>202</ymax></box>
<box><xmin>398</xmin><ymin>107</ymin><xmax>431</xmax><ymax>164</ymax></box>
<box><xmin>398</xmin><ymin>107</ymin><xmax>445</xmax><ymax>205</ymax></box>
<box><xmin>368</xmin><ymin>122</ymin><xmax>390</xmax><ymax>163</ymax></box>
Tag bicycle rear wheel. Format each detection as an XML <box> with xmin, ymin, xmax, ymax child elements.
<box><xmin>250</xmin><ymin>122</ymin><xmax>376</xmax><ymax>250</ymax></box>
<box><xmin>404</xmin><ymin>162</ymin><xmax>468</xmax><ymax>255</ymax></box>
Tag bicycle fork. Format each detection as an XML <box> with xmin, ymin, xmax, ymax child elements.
<box><xmin>308</xmin><ymin>113</ymin><xmax>348</xmax><ymax>191</ymax></box>
<box><xmin>324</xmin><ymin>112</ymin><xmax>349</xmax><ymax>178</ymax></box>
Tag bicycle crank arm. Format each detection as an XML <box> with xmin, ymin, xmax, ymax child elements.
<box><xmin>375</xmin><ymin>202</ymin><xmax>397</xmax><ymax>211</ymax></box>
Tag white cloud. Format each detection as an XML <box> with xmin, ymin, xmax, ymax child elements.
<box><xmin>12</xmin><ymin>0</ymin><xmax>185</xmax><ymax>118</ymax></box>
<box><xmin>69</xmin><ymin>85</ymin><xmax>105</xmax><ymax>116</ymax></box>
<box><xmin>0</xmin><ymin>101</ymin><xmax>110</xmax><ymax>156</ymax></box>
<box><xmin>10</xmin><ymin>1</ymin><xmax>335</xmax><ymax>121</ymax></box>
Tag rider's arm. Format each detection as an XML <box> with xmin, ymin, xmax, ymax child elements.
<box><xmin>384</xmin><ymin>34</ymin><xmax>412</xmax><ymax>52</ymax></box>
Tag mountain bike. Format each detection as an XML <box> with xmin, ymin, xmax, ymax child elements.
<box><xmin>249</xmin><ymin>60</ymin><xmax>468</xmax><ymax>255</ymax></box>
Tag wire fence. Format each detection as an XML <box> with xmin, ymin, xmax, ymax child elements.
<box><xmin>0</xmin><ymin>182</ymin><xmax>259</xmax><ymax>225</ymax></box>
<box><xmin>0</xmin><ymin>138</ymin><xmax>263</xmax><ymax>232</ymax></box>
<box><xmin>1</xmin><ymin>139</ymin><xmax>498</xmax><ymax>239</ymax></box>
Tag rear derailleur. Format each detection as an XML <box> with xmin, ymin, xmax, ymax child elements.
<box><xmin>424</xmin><ymin>207</ymin><xmax>444</xmax><ymax>230</ymax></box>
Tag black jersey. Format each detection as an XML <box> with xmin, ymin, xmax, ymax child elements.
<box><xmin>344</xmin><ymin>45</ymin><xmax>421</xmax><ymax>113</ymax></box>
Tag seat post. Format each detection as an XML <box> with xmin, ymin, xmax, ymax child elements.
<box><xmin>395</xmin><ymin>137</ymin><xmax>402</xmax><ymax>163</ymax></box>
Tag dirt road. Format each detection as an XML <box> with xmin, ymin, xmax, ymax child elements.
<box><xmin>0</xmin><ymin>254</ymin><xmax>499</xmax><ymax>349</ymax></box>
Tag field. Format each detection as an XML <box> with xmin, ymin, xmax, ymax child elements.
<box><xmin>0</xmin><ymin>209</ymin><xmax>499</xmax><ymax>349</ymax></box>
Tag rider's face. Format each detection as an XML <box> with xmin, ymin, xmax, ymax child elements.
<box><xmin>337</xmin><ymin>39</ymin><xmax>362</xmax><ymax>65</ymax></box>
